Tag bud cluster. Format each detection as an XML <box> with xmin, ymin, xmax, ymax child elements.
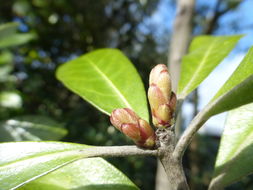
<box><xmin>109</xmin><ymin>64</ymin><xmax>176</xmax><ymax>149</ymax></box>
<box><xmin>148</xmin><ymin>64</ymin><xmax>177</xmax><ymax>128</ymax></box>
<box><xmin>110</xmin><ymin>108</ymin><xmax>155</xmax><ymax>149</ymax></box>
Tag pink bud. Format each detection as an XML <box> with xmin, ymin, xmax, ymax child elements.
<box><xmin>149</xmin><ymin>64</ymin><xmax>171</xmax><ymax>101</ymax></box>
<box><xmin>110</xmin><ymin>108</ymin><xmax>156</xmax><ymax>149</ymax></box>
<box><xmin>148</xmin><ymin>64</ymin><xmax>176</xmax><ymax>128</ymax></box>
<box><xmin>110</xmin><ymin>108</ymin><xmax>139</xmax><ymax>131</ymax></box>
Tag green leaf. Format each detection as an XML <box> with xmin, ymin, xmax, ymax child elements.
<box><xmin>0</xmin><ymin>115</ymin><xmax>67</xmax><ymax>141</ymax></box>
<box><xmin>0</xmin><ymin>142</ymin><xmax>138</xmax><ymax>190</ymax></box>
<box><xmin>206</xmin><ymin>47</ymin><xmax>253</xmax><ymax>116</ymax></box>
<box><xmin>0</xmin><ymin>22</ymin><xmax>19</xmax><ymax>39</ymax></box>
<box><xmin>210</xmin><ymin>103</ymin><xmax>253</xmax><ymax>188</ymax></box>
<box><xmin>0</xmin><ymin>22</ymin><xmax>35</xmax><ymax>48</ymax></box>
<box><xmin>56</xmin><ymin>49</ymin><xmax>149</xmax><ymax>121</ymax></box>
<box><xmin>19</xmin><ymin>158</ymin><xmax>138</xmax><ymax>190</ymax></box>
<box><xmin>0</xmin><ymin>33</ymin><xmax>35</xmax><ymax>48</ymax></box>
<box><xmin>0</xmin><ymin>51</ymin><xmax>13</xmax><ymax>64</ymax></box>
<box><xmin>178</xmin><ymin>35</ymin><xmax>242</xmax><ymax>99</ymax></box>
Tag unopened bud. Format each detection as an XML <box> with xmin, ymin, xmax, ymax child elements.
<box><xmin>149</xmin><ymin>64</ymin><xmax>171</xmax><ymax>101</ymax></box>
<box><xmin>148</xmin><ymin>64</ymin><xmax>177</xmax><ymax>128</ymax></box>
<box><xmin>110</xmin><ymin>108</ymin><xmax>156</xmax><ymax>149</ymax></box>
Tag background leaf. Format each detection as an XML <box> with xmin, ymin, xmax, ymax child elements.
<box><xmin>0</xmin><ymin>33</ymin><xmax>35</xmax><ymax>48</ymax></box>
<box><xmin>0</xmin><ymin>22</ymin><xmax>35</xmax><ymax>48</ymax></box>
<box><xmin>210</xmin><ymin>103</ymin><xmax>253</xmax><ymax>188</ymax></box>
<box><xmin>0</xmin><ymin>142</ymin><xmax>138</xmax><ymax>190</ymax></box>
<box><xmin>205</xmin><ymin>47</ymin><xmax>253</xmax><ymax>116</ymax></box>
<box><xmin>0</xmin><ymin>115</ymin><xmax>67</xmax><ymax>141</ymax></box>
<box><xmin>178</xmin><ymin>35</ymin><xmax>242</xmax><ymax>99</ymax></box>
<box><xmin>0</xmin><ymin>22</ymin><xmax>18</xmax><ymax>39</ymax></box>
<box><xmin>19</xmin><ymin>158</ymin><xmax>138</xmax><ymax>190</ymax></box>
<box><xmin>56</xmin><ymin>49</ymin><xmax>149</xmax><ymax>121</ymax></box>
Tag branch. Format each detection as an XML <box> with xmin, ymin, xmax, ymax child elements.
<box><xmin>203</xmin><ymin>0</ymin><xmax>231</xmax><ymax>34</ymax></box>
<box><xmin>168</xmin><ymin>0</ymin><xmax>195</xmax><ymax>91</ymax></box>
<box><xmin>79</xmin><ymin>145</ymin><xmax>159</xmax><ymax>158</ymax></box>
<box><xmin>173</xmin><ymin>107</ymin><xmax>210</xmax><ymax>160</ymax></box>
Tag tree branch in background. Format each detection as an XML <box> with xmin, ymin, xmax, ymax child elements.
<box><xmin>203</xmin><ymin>0</ymin><xmax>234</xmax><ymax>35</ymax></box>
<box><xmin>168</xmin><ymin>0</ymin><xmax>195</xmax><ymax>90</ymax></box>
<box><xmin>155</xmin><ymin>0</ymin><xmax>195</xmax><ymax>190</ymax></box>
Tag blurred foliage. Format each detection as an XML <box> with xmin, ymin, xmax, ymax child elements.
<box><xmin>0</xmin><ymin>0</ymin><xmax>252</xmax><ymax>189</ymax></box>
<box><xmin>0</xmin><ymin>0</ymin><xmax>163</xmax><ymax>189</ymax></box>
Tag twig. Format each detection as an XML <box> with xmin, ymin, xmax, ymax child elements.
<box><xmin>79</xmin><ymin>145</ymin><xmax>159</xmax><ymax>158</ymax></box>
<box><xmin>173</xmin><ymin>107</ymin><xmax>210</xmax><ymax>160</ymax></box>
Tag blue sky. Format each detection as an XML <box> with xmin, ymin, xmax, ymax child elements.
<box><xmin>143</xmin><ymin>0</ymin><xmax>253</xmax><ymax>135</ymax></box>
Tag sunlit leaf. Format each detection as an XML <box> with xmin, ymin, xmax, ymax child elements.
<box><xmin>206</xmin><ymin>47</ymin><xmax>253</xmax><ymax>116</ymax></box>
<box><xmin>19</xmin><ymin>158</ymin><xmax>138</xmax><ymax>190</ymax></box>
<box><xmin>0</xmin><ymin>142</ymin><xmax>138</xmax><ymax>190</ymax></box>
<box><xmin>178</xmin><ymin>35</ymin><xmax>242</xmax><ymax>99</ymax></box>
<box><xmin>0</xmin><ymin>115</ymin><xmax>67</xmax><ymax>141</ymax></box>
<box><xmin>210</xmin><ymin>103</ymin><xmax>253</xmax><ymax>189</ymax></box>
<box><xmin>56</xmin><ymin>49</ymin><xmax>149</xmax><ymax>121</ymax></box>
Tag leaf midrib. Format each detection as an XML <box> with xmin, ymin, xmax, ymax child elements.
<box><xmin>85</xmin><ymin>57</ymin><xmax>133</xmax><ymax>110</ymax></box>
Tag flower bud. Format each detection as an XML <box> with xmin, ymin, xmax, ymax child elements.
<box><xmin>110</xmin><ymin>108</ymin><xmax>155</xmax><ymax>148</ymax></box>
<box><xmin>148</xmin><ymin>64</ymin><xmax>176</xmax><ymax>128</ymax></box>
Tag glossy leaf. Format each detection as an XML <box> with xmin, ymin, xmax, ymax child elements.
<box><xmin>0</xmin><ymin>115</ymin><xmax>67</xmax><ymax>141</ymax></box>
<box><xmin>19</xmin><ymin>158</ymin><xmax>138</xmax><ymax>190</ymax></box>
<box><xmin>206</xmin><ymin>47</ymin><xmax>253</xmax><ymax>116</ymax></box>
<box><xmin>210</xmin><ymin>103</ymin><xmax>253</xmax><ymax>188</ymax></box>
<box><xmin>178</xmin><ymin>35</ymin><xmax>242</xmax><ymax>99</ymax></box>
<box><xmin>0</xmin><ymin>142</ymin><xmax>138</xmax><ymax>190</ymax></box>
<box><xmin>56</xmin><ymin>49</ymin><xmax>149</xmax><ymax>121</ymax></box>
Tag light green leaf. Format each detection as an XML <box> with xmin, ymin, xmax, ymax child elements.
<box><xmin>0</xmin><ymin>51</ymin><xmax>13</xmax><ymax>64</ymax></box>
<box><xmin>0</xmin><ymin>33</ymin><xmax>35</xmax><ymax>48</ymax></box>
<box><xmin>210</xmin><ymin>103</ymin><xmax>253</xmax><ymax>189</ymax></box>
<box><xmin>0</xmin><ymin>142</ymin><xmax>138</xmax><ymax>190</ymax></box>
<box><xmin>178</xmin><ymin>35</ymin><xmax>242</xmax><ymax>99</ymax></box>
<box><xmin>0</xmin><ymin>22</ymin><xmax>35</xmax><ymax>48</ymax></box>
<box><xmin>56</xmin><ymin>49</ymin><xmax>149</xmax><ymax>121</ymax></box>
<box><xmin>19</xmin><ymin>158</ymin><xmax>138</xmax><ymax>190</ymax></box>
<box><xmin>205</xmin><ymin>47</ymin><xmax>253</xmax><ymax>116</ymax></box>
<box><xmin>0</xmin><ymin>115</ymin><xmax>67</xmax><ymax>141</ymax></box>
